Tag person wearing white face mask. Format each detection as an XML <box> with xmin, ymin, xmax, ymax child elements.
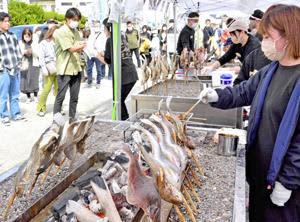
<box><xmin>204</xmin><ymin>18</ymin><xmax>260</xmax><ymax>74</ymax></box>
<box><xmin>176</xmin><ymin>12</ymin><xmax>199</xmax><ymax>56</ymax></box>
<box><xmin>199</xmin><ymin>4</ymin><xmax>300</xmax><ymax>221</ymax></box>
<box><xmin>19</xmin><ymin>28</ymin><xmax>40</xmax><ymax>103</ymax></box>
<box><xmin>125</xmin><ymin>21</ymin><xmax>141</xmax><ymax>68</ymax></box>
<box><xmin>53</xmin><ymin>7</ymin><xmax>87</xmax><ymax>124</ymax></box>
<box><xmin>158</xmin><ymin>24</ymin><xmax>168</xmax><ymax>55</ymax></box>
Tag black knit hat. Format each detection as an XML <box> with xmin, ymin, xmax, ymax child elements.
<box><xmin>250</xmin><ymin>9</ymin><xmax>264</xmax><ymax>20</ymax></box>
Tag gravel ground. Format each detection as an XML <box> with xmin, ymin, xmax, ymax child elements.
<box><xmin>169</xmin><ymin>131</ymin><xmax>236</xmax><ymax>222</ymax></box>
<box><xmin>0</xmin><ymin>121</ymin><xmax>122</xmax><ymax>222</ymax></box>
<box><xmin>0</xmin><ymin>121</ymin><xmax>236</xmax><ymax>222</ymax></box>
<box><xmin>145</xmin><ymin>80</ymin><xmax>202</xmax><ymax>98</ymax></box>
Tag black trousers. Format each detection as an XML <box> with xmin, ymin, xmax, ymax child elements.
<box><xmin>121</xmin><ymin>81</ymin><xmax>136</xmax><ymax>120</ymax></box>
<box><xmin>247</xmin><ymin>149</ymin><xmax>300</xmax><ymax>222</ymax></box>
<box><xmin>130</xmin><ymin>48</ymin><xmax>141</xmax><ymax>68</ymax></box>
<box><xmin>53</xmin><ymin>74</ymin><xmax>81</xmax><ymax>120</ymax></box>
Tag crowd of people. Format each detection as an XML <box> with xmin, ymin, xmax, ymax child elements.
<box><xmin>0</xmin><ymin>7</ymin><xmax>237</xmax><ymax>126</ymax></box>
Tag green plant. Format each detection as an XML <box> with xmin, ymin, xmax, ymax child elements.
<box><xmin>8</xmin><ymin>1</ymin><xmax>86</xmax><ymax>28</ymax></box>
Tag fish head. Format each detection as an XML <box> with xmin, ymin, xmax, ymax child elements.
<box><xmin>149</xmin><ymin>114</ymin><xmax>161</xmax><ymax>123</ymax></box>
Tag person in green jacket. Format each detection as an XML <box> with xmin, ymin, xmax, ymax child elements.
<box><xmin>125</xmin><ymin>21</ymin><xmax>141</xmax><ymax>68</ymax></box>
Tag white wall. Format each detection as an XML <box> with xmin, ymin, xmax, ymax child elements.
<box><xmin>0</xmin><ymin>0</ymin><xmax>8</xmax><ymax>12</ymax></box>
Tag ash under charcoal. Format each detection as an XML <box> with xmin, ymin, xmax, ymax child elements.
<box><xmin>169</xmin><ymin>131</ymin><xmax>236</xmax><ymax>222</ymax></box>
<box><xmin>48</xmin><ymin>151</ymin><xmax>138</xmax><ymax>222</ymax></box>
<box><xmin>145</xmin><ymin>80</ymin><xmax>202</xmax><ymax>98</ymax></box>
<box><xmin>0</xmin><ymin>121</ymin><xmax>124</xmax><ymax>222</ymax></box>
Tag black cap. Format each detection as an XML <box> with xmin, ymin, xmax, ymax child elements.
<box><xmin>169</xmin><ymin>19</ymin><xmax>174</xmax><ymax>23</ymax></box>
<box><xmin>250</xmin><ymin>9</ymin><xmax>264</xmax><ymax>20</ymax></box>
<box><xmin>47</xmin><ymin>18</ymin><xmax>57</xmax><ymax>24</ymax></box>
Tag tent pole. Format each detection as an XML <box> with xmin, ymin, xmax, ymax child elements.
<box><xmin>173</xmin><ymin>0</ymin><xmax>177</xmax><ymax>54</ymax></box>
<box><xmin>112</xmin><ymin>14</ymin><xmax>122</xmax><ymax>121</ymax></box>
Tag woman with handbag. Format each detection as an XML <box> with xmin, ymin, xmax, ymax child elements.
<box><xmin>36</xmin><ymin>25</ymin><xmax>59</xmax><ymax>117</ymax></box>
<box><xmin>19</xmin><ymin>28</ymin><xmax>40</xmax><ymax>103</ymax></box>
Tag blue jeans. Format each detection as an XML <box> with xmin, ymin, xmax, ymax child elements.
<box><xmin>87</xmin><ymin>57</ymin><xmax>105</xmax><ymax>84</ymax></box>
<box><xmin>108</xmin><ymin>67</ymin><xmax>112</xmax><ymax>80</ymax></box>
<box><xmin>0</xmin><ymin>72</ymin><xmax>21</xmax><ymax>119</ymax></box>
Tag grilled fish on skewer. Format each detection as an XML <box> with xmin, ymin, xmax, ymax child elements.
<box><xmin>121</xmin><ymin>143</ymin><xmax>161</xmax><ymax>222</ymax></box>
<box><xmin>2</xmin><ymin>114</ymin><xmax>65</xmax><ymax>218</ymax></box>
<box><xmin>140</xmin><ymin>118</ymin><xmax>181</xmax><ymax>169</ymax></box>
<box><xmin>131</xmin><ymin>124</ymin><xmax>180</xmax><ymax>178</ymax></box>
<box><xmin>141</xmin><ymin>59</ymin><xmax>150</xmax><ymax>94</ymax></box>
<box><xmin>149</xmin><ymin>115</ymin><xmax>187</xmax><ymax>169</ymax></box>
<box><xmin>132</xmin><ymin>131</ymin><xmax>183</xmax><ymax>205</ymax></box>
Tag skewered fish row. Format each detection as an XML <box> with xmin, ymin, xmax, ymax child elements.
<box><xmin>2</xmin><ymin>114</ymin><xmax>96</xmax><ymax>220</ymax></box>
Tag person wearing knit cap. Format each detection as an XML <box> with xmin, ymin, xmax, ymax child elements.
<box><xmin>204</xmin><ymin>17</ymin><xmax>261</xmax><ymax>74</ymax></box>
<box><xmin>249</xmin><ymin>9</ymin><xmax>264</xmax><ymax>41</ymax></box>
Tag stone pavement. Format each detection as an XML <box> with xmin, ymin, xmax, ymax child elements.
<box><xmin>0</xmin><ymin>72</ymin><xmax>143</xmax><ymax>175</ymax></box>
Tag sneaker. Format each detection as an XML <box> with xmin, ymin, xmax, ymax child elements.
<box><xmin>26</xmin><ymin>98</ymin><xmax>31</xmax><ymax>104</ymax></box>
<box><xmin>84</xmin><ymin>83</ymin><xmax>92</xmax><ymax>88</ymax></box>
<box><xmin>37</xmin><ymin>111</ymin><xmax>45</xmax><ymax>117</ymax></box>
<box><xmin>13</xmin><ymin>114</ymin><xmax>26</xmax><ymax>121</ymax></box>
<box><xmin>96</xmin><ymin>84</ymin><xmax>101</xmax><ymax>89</ymax></box>
<box><xmin>1</xmin><ymin>117</ymin><xmax>10</xmax><ymax>126</ymax></box>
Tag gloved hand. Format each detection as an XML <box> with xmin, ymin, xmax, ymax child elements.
<box><xmin>270</xmin><ymin>181</ymin><xmax>292</xmax><ymax>207</ymax></box>
<box><xmin>199</xmin><ymin>88</ymin><xmax>219</xmax><ymax>104</ymax></box>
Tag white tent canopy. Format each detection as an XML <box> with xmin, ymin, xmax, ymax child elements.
<box><xmin>169</xmin><ymin>0</ymin><xmax>300</xmax><ymax>13</ymax></box>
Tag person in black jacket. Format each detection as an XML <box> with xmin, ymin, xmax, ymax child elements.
<box><xmin>205</xmin><ymin>18</ymin><xmax>260</xmax><ymax>74</ymax></box>
<box><xmin>233</xmin><ymin>47</ymin><xmax>271</xmax><ymax>85</ymax></box>
<box><xmin>199</xmin><ymin>4</ymin><xmax>300</xmax><ymax>221</ymax></box>
<box><xmin>96</xmin><ymin>18</ymin><xmax>138</xmax><ymax>120</ymax></box>
<box><xmin>176</xmin><ymin>12</ymin><xmax>199</xmax><ymax>55</ymax></box>
<box><xmin>249</xmin><ymin>9</ymin><xmax>264</xmax><ymax>42</ymax></box>
<box><xmin>203</xmin><ymin>19</ymin><xmax>214</xmax><ymax>53</ymax></box>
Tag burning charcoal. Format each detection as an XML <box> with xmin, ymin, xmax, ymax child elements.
<box><xmin>66</xmin><ymin>212</ymin><xmax>77</xmax><ymax>222</ymax></box>
<box><xmin>118</xmin><ymin>172</ymin><xmax>128</xmax><ymax>186</ymax></box>
<box><xmin>119</xmin><ymin>207</ymin><xmax>135</xmax><ymax>220</ymax></box>
<box><xmin>114</xmin><ymin>162</ymin><xmax>126</xmax><ymax>173</ymax></box>
<box><xmin>112</xmin><ymin>154</ymin><xmax>129</xmax><ymax>164</ymax></box>
<box><xmin>89</xmin><ymin>199</ymin><xmax>104</xmax><ymax>214</ymax></box>
<box><xmin>100</xmin><ymin>160</ymin><xmax>115</xmax><ymax>174</ymax></box>
<box><xmin>102</xmin><ymin>167</ymin><xmax>117</xmax><ymax>180</ymax></box>
<box><xmin>66</xmin><ymin>200</ymin><xmax>103</xmax><ymax>222</ymax></box>
<box><xmin>60</xmin><ymin>215</ymin><xmax>68</xmax><ymax>222</ymax></box>
<box><xmin>51</xmin><ymin>187</ymin><xmax>80</xmax><ymax>220</ymax></box>
<box><xmin>121</xmin><ymin>185</ymin><xmax>128</xmax><ymax>196</ymax></box>
<box><xmin>73</xmin><ymin>169</ymin><xmax>101</xmax><ymax>189</ymax></box>
<box><xmin>81</xmin><ymin>190</ymin><xmax>95</xmax><ymax>205</ymax></box>
<box><xmin>111</xmin><ymin>180</ymin><xmax>122</xmax><ymax>194</ymax></box>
